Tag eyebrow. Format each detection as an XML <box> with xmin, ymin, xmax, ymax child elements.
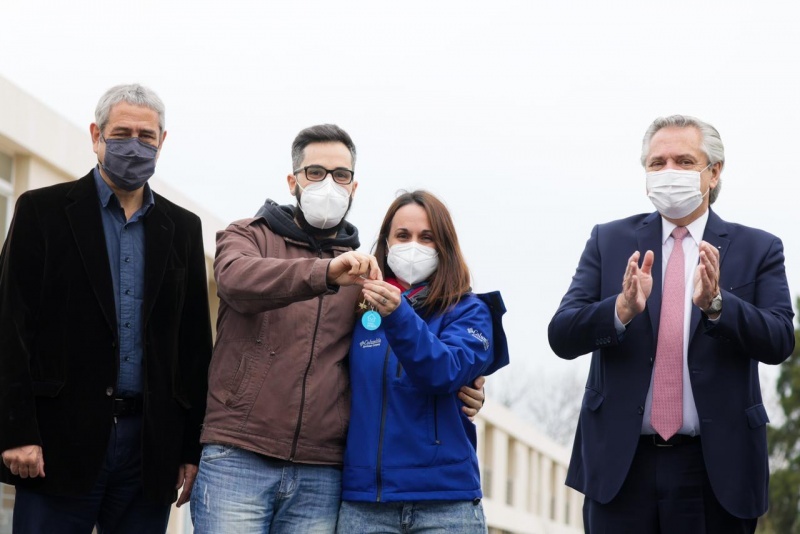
<box><xmin>109</xmin><ymin>126</ymin><xmax>158</xmax><ymax>136</ymax></box>
<box><xmin>649</xmin><ymin>153</ymin><xmax>698</xmax><ymax>162</ymax></box>
<box><xmin>393</xmin><ymin>227</ymin><xmax>433</xmax><ymax>234</ymax></box>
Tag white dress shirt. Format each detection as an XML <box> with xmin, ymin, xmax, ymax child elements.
<box><xmin>614</xmin><ymin>209</ymin><xmax>713</xmax><ymax>436</ymax></box>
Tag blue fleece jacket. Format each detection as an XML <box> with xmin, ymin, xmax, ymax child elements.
<box><xmin>341</xmin><ymin>291</ymin><xmax>509</xmax><ymax>503</ymax></box>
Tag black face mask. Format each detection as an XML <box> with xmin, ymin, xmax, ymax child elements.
<box><xmin>100</xmin><ymin>136</ymin><xmax>158</xmax><ymax>191</ymax></box>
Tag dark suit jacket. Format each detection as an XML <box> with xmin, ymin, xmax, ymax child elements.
<box><xmin>0</xmin><ymin>171</ymin><xmax>213</xmax><ymax>504</ymax></box>
<box><xmin>548</xmin><ymin>209</ymin><xmax>794</xmax><ymax>519</ymax></box>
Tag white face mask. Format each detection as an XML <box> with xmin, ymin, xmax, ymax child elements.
<box><xmin>645</xmin><ymin>166</ymin><xmax>710</xmax><ymax>220</ymax></box>
<box><xmin>297</xmin><ymin>176</ymin><xmax>351</xmax><ymax>229</ymax></box>
<box><xmin>387</xmin><ymin>242</ymin><xmax>439</xmax><ymax>286</ymax></box>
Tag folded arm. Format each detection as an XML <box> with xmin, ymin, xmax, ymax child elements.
<box><xmin>383</xmin><ymin>297</ymin><xmax>496</xmax><ymax>394</ymax></box>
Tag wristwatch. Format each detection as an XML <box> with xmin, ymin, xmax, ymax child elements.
<box><xmin>704</xmin><ymin>292</ymin><xmax>723</xmax><ymax>315</ymax></box>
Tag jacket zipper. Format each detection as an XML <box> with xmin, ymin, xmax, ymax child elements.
<box><xmin>433</xmin><ymin>399</ymin><xmax>440</xmax><ymax>444</ymax></box>
<box><xmin>289</xmin><ymin>251</ymin><xmax>325</xmax><ymax>461</ymax></box>
<box><xmin>376</xmin><ymin>344</ymin><xmax>392</xmax><ymax>502</ymax></box>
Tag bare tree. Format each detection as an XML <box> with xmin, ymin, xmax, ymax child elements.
<box><xmin>491</xmin><ymin>362</ymin><xmax>586</xmax><ymax>448</ymax></box>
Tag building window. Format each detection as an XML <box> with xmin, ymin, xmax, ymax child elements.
<box><xmin>0</xmin><ymin>151</ymin><xmax>12</xmax><ymax>243</ymax></box>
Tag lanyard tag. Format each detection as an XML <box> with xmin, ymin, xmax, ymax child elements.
<box><xmin>362</xmin><ymin>310</ymin><xmax>382</xmax><ymax>331</ymax></box>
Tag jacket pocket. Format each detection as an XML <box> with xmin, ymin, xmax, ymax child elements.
<box><xmin>224</xmin><ymin>353</ymin><xmax>252</xmax><ymax>406</ymax></box>
<box><xmin>745</xmin><ymin>403</ymin><xmax>769</xmax><ymax>428</ymax></box>
<box><xmin>582</xmin><ymin>388</ymin><xmax>604</xmax><ymax>412</ymax></box>
<box><xmin>173</xmin><ymin>394</ymin><xmax>191</xmax><ymax>409</ymax></box>
<box><xmin>32</xmin><ymin>380</ymin><xmax>64</xmax><ymax>397</ymax></box>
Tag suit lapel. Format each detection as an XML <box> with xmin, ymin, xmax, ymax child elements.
<box><xmin>143</xmin><ymin>199</ymin><xmax>174</xmax><ymax>326</ymax></box>
<box><xmin>65</xmin><ymin>173</ymin><xmax>117</xmax><ymax>333</ymax></box>
<box><xmin>690</xmin><ymin>209</ymin><xmax>730</xmax><ymax>341</ymax></box>
<box><xmin>636</xmin><ymin>212</ymin><xmax>664</xmax><ymax>338</ymax></box>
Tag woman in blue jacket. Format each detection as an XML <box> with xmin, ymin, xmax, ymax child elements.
<box><xmin>337</xmin><ymin>190</ymin><xmax>509</xmax><ymax>533</ymax></box>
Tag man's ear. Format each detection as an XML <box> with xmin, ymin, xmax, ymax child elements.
<box><xmin>287</xmin><ymin>173</ymin><xmax>297</xmax><ymax>194</ymax></box>
<box><xmin>90</xmin><ymin>123</ymin><xmax>101</xmax><ymax>154</ymax></box>
<box><xmin>709</xmin><ymin>161</ymin><xmax>723</xmax><ymax>189</ymax></box>
<box><xmin>155</xmin><ymin>130</ymin><xmax>167</xmax><ymax>161</ymax></box>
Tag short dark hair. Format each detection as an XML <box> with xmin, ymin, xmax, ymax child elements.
<box><xmin>291</xmin><ymin>124</ymin><xmax>356</xmax><ymax>171</ymax></box>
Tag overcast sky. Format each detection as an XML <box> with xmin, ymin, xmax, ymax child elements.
<box><xmin>2</xmin><ymin>1</ymin><xmax>799</xmax><ymax>397</ymax></box>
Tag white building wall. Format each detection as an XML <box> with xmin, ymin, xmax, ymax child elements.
<box><xmin>480</xmin><ymin>400</ymin><xmax>583</xmax><ymax>534</ymax></box>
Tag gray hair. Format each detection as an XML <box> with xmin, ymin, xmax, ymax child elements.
<box><xmin>94</xmin><ymin>84</ymin><xmax>165</xmax><ymax>135</ymax></box>
<box><xmin>640</xmin><ymin>115</ymin><xmax>725</xmax><ymax>204</ymax></box>
<box><xmin>291</xmin><ymin>124</ymin><xmax>356</xmax><ymax>171</ymax></box>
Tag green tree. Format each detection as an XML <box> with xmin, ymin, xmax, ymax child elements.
<box><xmin>759</xmin><ymin>297</ymin><xmax>800</xmax><ymax>534</ymax></box>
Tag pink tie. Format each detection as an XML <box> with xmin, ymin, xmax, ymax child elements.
<box><xmin>651</xmin><ymin>226</ymin><xmax>689</xmax><ymax>441</ymax></box>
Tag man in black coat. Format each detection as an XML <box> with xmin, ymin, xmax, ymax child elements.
<box><xmin>0</xmin><ymin>84</ymin><xmax>213</xmax><ymax>532</ymax></box>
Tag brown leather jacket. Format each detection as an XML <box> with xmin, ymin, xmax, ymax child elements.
<box><xmin>201</xmin><ymin>202</ymin><xmax>361</xmax><ymax>465</ymax></box>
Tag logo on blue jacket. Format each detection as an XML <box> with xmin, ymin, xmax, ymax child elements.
<box><xmin>467</xmin><ymin>327</ymin><xmax>490</xmax><ymax>350</ymax></box>
<box><xmin>359</xmin><ymin>338</ymin><xmax>382</xmax><ymax>349</ymax></box>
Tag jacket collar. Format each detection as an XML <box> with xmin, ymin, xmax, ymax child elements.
<box><xmin>65</xmin><ymin>170</ymin><xmax>175</xmax><ymax>333</ymax></box>
<box><xmin>256</xmin><ymin>199</ymin><xmax>360</xmax><ymax>251</ymax></box>
<box><xmin>65</xmin><ymin>172</ymin><xmax>117</xmax><ymax>333</ymax></box>
<box><xmin>142</xmin><ymin>192</ymin><xmax>174</xmax><ymax>326</ymax></box>
<box><xmin>635</xmin><ymin>212</ymin><xmax>663</xmax><ymax>337</ymax></box>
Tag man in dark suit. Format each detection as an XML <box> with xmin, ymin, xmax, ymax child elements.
<box><xmin>549</xmin><ymin>115</ymin><xmax>794</xmax><ymax>533</ymax></box>
<box><xmin>0</xmin><ymin>84</ymin><xmax>213</xmax><ymax>532</ymax></box>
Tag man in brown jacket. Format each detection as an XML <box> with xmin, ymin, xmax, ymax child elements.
<box><xmin>191</xmin><ymin>124</ymin><xmax>382</xmax><ymax>533</ymax></box>
<box><xmin>190</xmin><ymin>125</ymin><xmax>484</xmax><ymax>533</ymax></box>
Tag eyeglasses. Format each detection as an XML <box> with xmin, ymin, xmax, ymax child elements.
<box><xmin>293</xmin><ymin>165</ymin><xmax>354</xmax><ymax>185</ymax></box>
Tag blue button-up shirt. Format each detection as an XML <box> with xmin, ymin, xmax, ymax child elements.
<box><xmin>93</xmin><ymin>168</ymin><xmax>154</xmax><ymax>397</ymax></box>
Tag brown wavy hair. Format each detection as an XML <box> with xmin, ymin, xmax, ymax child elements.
<box><xmin>374</xmin><ymin>190</ymin><xmax>471</xmax><ymax>314</ymax></box>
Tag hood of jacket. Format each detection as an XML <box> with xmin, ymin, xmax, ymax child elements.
<box><xmin>255</xmin><ymin>199</ymin><xmax>360</xmax><ymax>251</ymax></box>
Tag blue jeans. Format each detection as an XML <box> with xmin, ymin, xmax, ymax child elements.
<box><xmin>12</xmin><ymin>416</ymin><xmax>170</xmax><ymax>534</ymax></box>
<box><xmin>336</xmin><ymin>500</ymin><xmax>487</xmax><ymax>533</ymax></box>
<box><xmin>191</xmin><ymin>444</ymin><xmax>342</xmax><ymax>533</ymax></box>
